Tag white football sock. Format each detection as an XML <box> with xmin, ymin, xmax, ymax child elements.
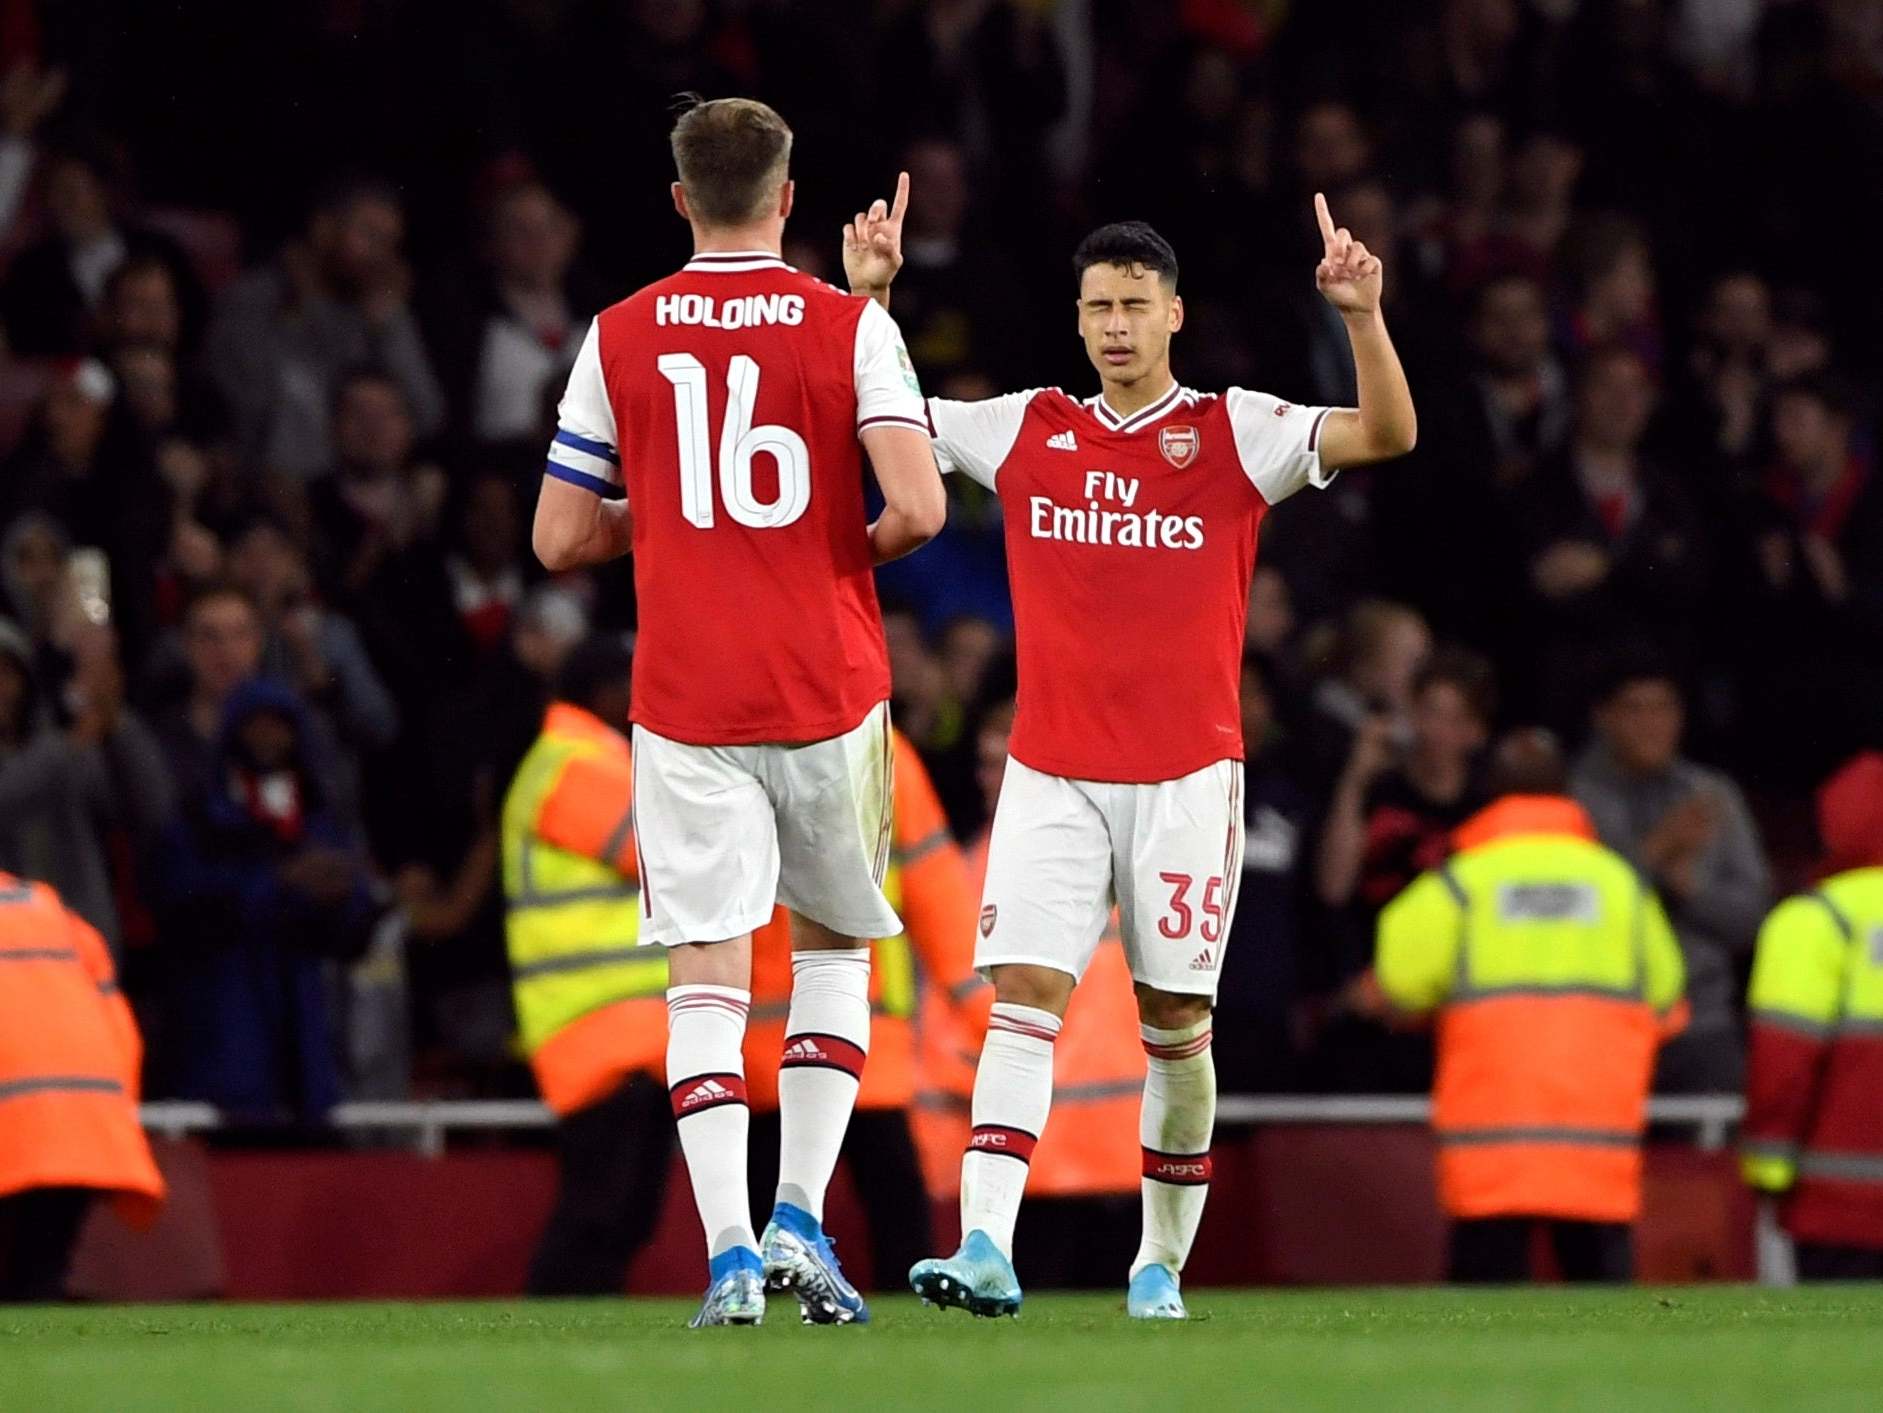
<box><xmin>666</xmin><ymin>984</ymin><xmax>756</xmax><ymax>1260</ymax></box>
<box><xmin>959</xmin><ymin>1002</ymin><xmax>1061</xmax><ymax>1259</ymax></box>
<box><xmin>1132</xmin><ymin>1017</ymin><xmax>1216</xmax><ymax>1279</ymax></box>
<box><xmin>774</xmin><ymin>948</ymin><xmax>872</xmax><ymax>1221</ymax></box>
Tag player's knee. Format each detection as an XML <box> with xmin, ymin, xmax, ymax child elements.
<box><xmin>990</xmin><ymin>964</ymin><xmax>1074</xmax><ymax>1017</ymax></box>
<box><xmin>1135</xmin><ymin>985</ymin><xmax>1211</xmax><ymax>1031</ymax></box>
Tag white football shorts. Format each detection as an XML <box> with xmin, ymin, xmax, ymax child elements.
<box><xmin>975</xmin><ymin>756</ymin><xmax>1245</xmax><ymax>998</ymax></box>
<box><xmin>631</xmin><ymin>700</ymin><xmax>899</xmax><ymax>947</ymax></box>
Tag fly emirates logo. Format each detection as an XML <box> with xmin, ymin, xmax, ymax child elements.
<box><xmin>1029</xmin><ymin>470</ymin><xmax>1205</xmax><ymax>550</ymax></box>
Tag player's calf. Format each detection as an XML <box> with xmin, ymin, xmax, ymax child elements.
<box><xmin>1130</xmin><ymin>990</ymin><xmax>1215</xmax><ymax>1309</ymax></box>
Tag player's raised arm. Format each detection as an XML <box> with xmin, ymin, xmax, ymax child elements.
<box><xmin>843</xmin><ymin>170</ymin><xmax>909</xmax><ymax>312</ymax></box>
<box><xmin>1308</xmin><ymin>191</ymin><xmax>1417</xmax><ymax>471</ymax></box>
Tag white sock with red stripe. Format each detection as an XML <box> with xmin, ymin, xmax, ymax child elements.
<box><xmin>667</xmin><ymin>984</ymin><xmax>757</xmax><ymax>1260</ymax></box>
<box><xmin>959</xmin><ymin>1002</ymin><xmax>1061</xmax><ymax>1259</ymax></box>
<box><xmin>775</xmin><ymin>949</ymin><xmax>872</xmax><ymax>1222</ymax></box>
<box><xmin>1133</xmin><ymin>1017</ymin><xmax>1215</xmax><ymax>1279</ymax></box>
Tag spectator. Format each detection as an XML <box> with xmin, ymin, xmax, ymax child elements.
<box><xmin>205</xmin><ymin>175</ymin><xmax>444</xmax><ymax>478</ymax></box>
<box><xmin>223</xmin><ymin>511</ymin><xmax>400</xmax><ymax>756</ymax></box>
<box><xmin>868</xmin><ymin>139</ymin><xmax>1034</xmax><ymax>388</ymax></box>
<box><xmin>428</xmin><ymin>178</ymin><xmax>595</xmax><ymax>452</ymax></box>
<box><xmin>0</xmin><ymin>137</ymin><xmax>199</xmax><ymax>356</ymax></box>
<box><xmin>1457</xmin><ymin>272</ymin><xmax>1572</xmax><ymax>491</ymax></box>
<box><xmin>96</xmin><ymin>254</ymin><xmax>186</xmax><ymax>357</ymax></box>
<box><xmin>1560</xmin><ymin>213</ymin><xmax>1662</xmax><ymax>372</ymax></box>
<box><xmin>154</xmin><ymin>676</ymin><xmax>377</xmax><ymax>1119</ymax></box>
<box><xmin>1677</xmin><ymin>270</ymin><xmax>1773</xmax><ymax>464</ymax></box>
<box><xmin>307</xmin><ymin>366</ymin><xmax>464</xmax><ymax>714</ymax></box>
<box><xmin>1298</xmin><ymin>598</ymin><xmax>1432</xmax><ymax>790</ymax></box>
<box><xmin>445</xmin><ymin>472</ymin><xmax>529</xmax><ymax>658</ymax></box>
<box><xmin>393</xmin><ymin>585</ymin><xmax>591</xmax><ymax>1087</ymax></box>
<box><xmin>0</xmin><ymin>360</ymin><xmax>116</xmax><ymax>539</ymax></box>
<box><xmin>1572</xmin><ymin>663</ymin><xmax>1769</xmax><ymax>1092</ymax></box>
<box><xmin>1740</xmin><ymin>375</ymin><xmax>1883</xmax><ymax>788</ymax></box>
<box><xmin>1214</xmin><ymin>652</ymin><xmax>1316</xmax><ymax>1094</ymax></box>
<box><xmin>1308</xmin><ymin>647</ymin><xmax>1495</xmax><ymax>1091</ymax></box>
<box><xmin>0</xmin><ymin>617</ymin><xmax>173</xmax><ymax>952</ymax></box>
<box><xmin>1508</xmin><ymin>343</ymin><xmax>1711</xmax><ymax>728</ymax></box>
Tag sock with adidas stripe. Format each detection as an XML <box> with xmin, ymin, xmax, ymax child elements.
<box><xmin>1132</xmin><ymin>1016</ymin><xmax>1215</xmax><ymax>1279</ymax></box>
<box><xmin>959</xmin><ymin>1001</ymin><xmax>1061</xmax><ymax>1259</ymax></box>
<box><xmin>667</xmin><ymin>984</ymin><xmax>757</xmax><ymax>1262</ymax></box>
<box><xmin>774</xmin><ymin>948</ymin><xmax>872</xmax><ymax>1222</ymax></box>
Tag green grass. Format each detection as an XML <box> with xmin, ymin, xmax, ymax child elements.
<box><xmin>7</xmin><ymin>1287</ymin><xmax>1883</xmax><ymax>1411</ymax></box>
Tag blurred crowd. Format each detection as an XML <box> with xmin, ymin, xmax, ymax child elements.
<box><xmin>1</xmin><ymin>0</ymin><xmax>1880</xmax><ymax>1119</ymax></box>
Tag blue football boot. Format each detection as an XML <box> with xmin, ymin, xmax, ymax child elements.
<box><xmin>760</xmin><ymin>1202</ymin><xmax>870</xmax><ymax>1325</ymax></box>
<box><xmin>909</xmin><ymin>1229</ymin><xmax>1023</xmax><ymax>1318</ymax></box>
<box><xmin>1125</xmin><ymin>1263</ymin><xmax>1187</xmax><ymax>1320</ymax></box>
<box><xmin>689</xmin><ymin>1246</ymin><xmax>766</xmax><ymax>1328</ymax></box>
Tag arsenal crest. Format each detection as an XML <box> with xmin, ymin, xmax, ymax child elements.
<box><xmin>979</xmin><ymin>904</ymin><xmax>998</xmax><ymax>938</ymax></box>
<box><xmin>1159</xmin><ymin>424</ymin><xmax>1199</xmax><ymax>468</ymax></box>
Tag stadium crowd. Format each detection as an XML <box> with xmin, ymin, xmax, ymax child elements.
<box><xmin>0</xmin><ymin>0</ymin><xmax>1880</xmax><ymax>1126</ymax></box>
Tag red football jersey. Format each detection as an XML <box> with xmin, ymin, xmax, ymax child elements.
<box><xmin>547</xmin><ymin>251</ymin><xmax>926</xmax><ymax>745</ymax></box>
<box><xmin>929</xmin><ymin>383</ymin><xmax>1336</xmax><ymax>783</ymax></box>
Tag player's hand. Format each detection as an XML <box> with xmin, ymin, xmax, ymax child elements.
<box><xmin>1313</xmin><ymin>191</ymin><xmax>1383</xmax><ymax>316</ymax></box>
<box><xmin>843</xmin><ymin>170</ymin><xmax>909</xmax><ymax>295</ymax></box>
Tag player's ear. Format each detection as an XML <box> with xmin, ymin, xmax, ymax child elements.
<box><xmin>777</xmin><ymin>179</ymin><xmax>795</xmax><ymax>221</ymax></box>
<box><xmin>1168</xmin><ymin>294</ymin><xmax>1185</xmax><ymax>334</ymax></box>
<box><xmin>672</xmin><ymin>183</ymin><xmax>691</xmax><ymax>224</ymax></box>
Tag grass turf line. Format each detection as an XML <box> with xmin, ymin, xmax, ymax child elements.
<box><xmin>7</xmin><ymin>1286</ymin><xmax>1883</xmax><ymax>1411</ymax></box>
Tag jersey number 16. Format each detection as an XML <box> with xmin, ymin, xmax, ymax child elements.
<box><xmin>658</xmin><ymin>353</ymin><xmax>811</xmax><ymax>530</ymax></box>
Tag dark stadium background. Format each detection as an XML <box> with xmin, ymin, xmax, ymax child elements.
<box><xmin>2</xmin><ymin>0</ymin><xmax>1882</xmax><ymax>1299</ymax></box>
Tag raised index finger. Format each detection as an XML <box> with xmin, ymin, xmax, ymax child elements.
<box><xmin>1314</xmin><ymin>191</ymin><xmax>1336</xmax><ymax>245</ymax></box>
<box><xmin>890</xmin><ymin>170</ymin><xmax>910</xmax><ymax>225</ymax></box>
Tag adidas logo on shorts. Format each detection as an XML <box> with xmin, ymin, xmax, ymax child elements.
<box><xmin>1189</xmin><ymin>947</ymin><xmax>1217</xmax><ymax>972</ymax></box>
<box><xmin>1046</xmin><ymin>430</ymin><xmax>1078</xmax><ymax>451</ymax></box>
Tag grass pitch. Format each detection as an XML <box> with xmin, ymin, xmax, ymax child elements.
<box><xmin>7</xmin><ymin>1287</ymin><xmax>1883</xmax><ymax>1411</ymax></box>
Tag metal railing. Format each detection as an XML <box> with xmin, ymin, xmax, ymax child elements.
<box><xmin>140</xmin><ymin>1094</ymin><xmax>1748</xmax><ymax>1158</ymax></box>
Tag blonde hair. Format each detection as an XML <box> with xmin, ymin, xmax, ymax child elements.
<box><xmin>670</xmin><ymin>97</ymin><xmax>793</xmax><ymax>227</ymax></box>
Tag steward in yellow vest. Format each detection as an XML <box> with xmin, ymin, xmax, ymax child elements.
<box><xmin>502</xmin><ymin>635</ymin><xmax>669</xmax><ymax>1295</ymax></box>
<box><xmin>1742</xmin><ymin>752</ymin><xmax>1883</xmax><ymax>1279</ymax></box>
<box><xmin>1374</xmin><ymin>730</ymin><xmax>1686</xmax><ymax>1282</ymax></box>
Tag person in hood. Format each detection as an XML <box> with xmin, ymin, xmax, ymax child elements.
<box><xmin>153</xmin><ymin>676</ymin><xmax>376</xmax><ymax>1120</ymax></box>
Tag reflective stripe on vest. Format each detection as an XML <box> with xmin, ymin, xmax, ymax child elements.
<box><xmin>1439</xmin><ymin>1125</ymin><xmax>1639</xmax><ymax>1149</ymax></box>
<box><xmin>502</xmin><ymin>731</ymin><xmax>662</xmax><ymax>1055</ymax></box>
<box><xmin>0</xmin><ymin>947</ymin><xmax>80</xmax><ymax>964</ymax></box>
<box><xmin>0</xmin><ymin>1074</ymin><xmax>125</xmax><ymax>1101</ymax></box>
<box><xmin>1796</xmin><ymin>1150</ymin><xmax>1883</xmax><ymax>1184</ymax></box>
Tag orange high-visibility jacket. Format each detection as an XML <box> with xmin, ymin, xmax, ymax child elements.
<box><xmin>911</xmin><ymin>832</ymin><xmax>1145</xmax><ymax>1199</ymax></box>
<box><xmin>746</xmin><ymin>731</ymin><xmax>988</xmax><ymax>1112</ymax></box>
<box><xmin>502</xmin><ymin>704</ymin><xmax>667</xmax><ymax>1116</ymax></box>
<box><xmin>0</xmin><ymin>874</ymin><xmax>165</xmax><ymax>1218</ymax></box>
<box><xmin>1375</xmin><ymin>796</ymin><xmax>1687</xmax><ymax>1224</ymax></box>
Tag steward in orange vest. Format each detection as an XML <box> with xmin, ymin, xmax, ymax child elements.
<box><xmin>745</xmin><ymin>731</ymin><xmax>987</xmax><ymax>1287</ymax></box>
<box><xmin>1373</xmin><ymin>731</ymin><xmax>1685</xmax><ymax>1283</ymax></box>
<box><xmin>500</xmin><ymin>637</ymin><xmax>670</xmax><ymax>1296</ymax></box>
<box><xmin>0</xmin><ymin>874</ymin><xmax>164</xmax><ymax>1300</ymax></box>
